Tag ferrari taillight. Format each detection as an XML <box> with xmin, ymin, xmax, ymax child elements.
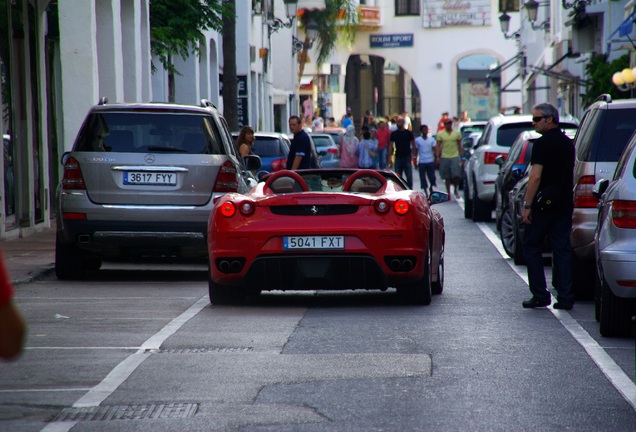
<box><xmin>374</xmin><ymin>199</ymin><xmax>390</xmax><ymax>214</ymax></box>
<box><xmin>270</xmin><ymin>158</ymin><xmax>287</xmax><ymax>171</ymax></box>
<box><xmin>611</xmin><ymin>200</ymin><xmax>636</xmax><ymax>229</ymax></box>
<box><xmin>213</xmin><ymin>161</ymin><xmax>239</xmax><ymax>192</ymax></box>
<box><xmin>484</xmin><ymin>152</ymin><xmax>506</xmax><ymax>164</ymax></box>
<box><xmin>394</xmin><ymin>200</ymin><xmax>410</xmax><ymax>215</ymax></box>
<box><xmin>573</xmin><ymin>175</ymin><xmax>598</xmax><ymax>208</ymax></box>
<box><xmin>238</xmin><ymin>200</ymin><xmax>255</xmax><ymax>215</ymax></box>
<box><xmin>220</xmin><ymin>202</ymin><xmax>236</xmax><ymax>217</ymax></box>
<box><xmin>61</xmin><ymin>157</ymin><xmax>86</xmax><ymax>190</ymax></box>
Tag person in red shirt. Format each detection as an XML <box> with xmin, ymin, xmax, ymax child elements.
<box><xmin>437</xmin><ymin>112</ymin><xmax>450</xmax><ymax>133</ymax></box>
<box><xmin>0</xmin><ymin>248</ymin><xmax>26</xmax><ymax>360</ymax></box>
<box><xmin>375</xmin><ymin>120</ymin><xmax>391</xmax><ymax>169</ymax></box>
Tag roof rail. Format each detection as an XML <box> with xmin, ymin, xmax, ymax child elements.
<box><xmin>593</xmin><ymin>94</ymin><xmax>612</xmax><ymax>104</ymax></box>
<box><xmin>200</xmin><ymin>99</ymin><xmax>217</xmax><ymax>109</ymax></box>
<box><xmin>98</xmin><ymin>97</ymin><xmax>109</xmax><ymax>105</ymax></box>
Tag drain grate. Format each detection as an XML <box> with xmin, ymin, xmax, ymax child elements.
<box><xmin>53</xmin><ymin>403</ymin><xmax>198</xmax><ymax>422</ymax></box>
<box><xmin>145</xmin><ymin>347</ymin><xmax>254</xmax><ymax>354</ymax></box>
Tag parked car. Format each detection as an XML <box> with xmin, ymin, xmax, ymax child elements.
<box><xmin>569</xmin><ymin>95</ymin><xmax>636</xmax><ymax>299</ymax></box>
<box><xmin>309</xmin><ymin>133</ymin><xmax>340</xmax><ymax>168</ymax></box>
<box><xmin>207</xmin><ymin>168</ymin><xmax>447</xmax><ymax>305</ymax></box>
<box><xmin>495</xmin><ymin>128</ymin><xmax>578</xmax><ymax>257</ymax></box>
<box><xmin>459</xmin><ymin>121</ymin><xmax>487</xmax><ymax>139</ymax></box>
<box><xmin>463</xmin><ymin>114</ymin><xmax>579</xmax><ymax>222</ymax></box>
<box><xmin>593</xmin><ymin>131</ymin><xmax>636</xmax><ymax>337</ymax></box>
<box><xmin>55</xmin><ymin>99</ymin><xmax>261</xmax><ymax>279</ymax></box>
<box><xmin>320</xmin><ymin>127</ymin><xmax>346</xmax><ymax>147</ymax></box>
<box><xmin>232</xmin><ymin>132</ymin><xmax>291</xmax><ymax>173</ymax></box>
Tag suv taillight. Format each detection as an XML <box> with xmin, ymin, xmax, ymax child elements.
<box><xmin>213</xmin><ymin>160</ymin><xmax>239</xmax><ymax>192</ymax></box>
<box><xmin>270</xmin><ymin>158</ymin><xmax>286</xmax><ymax>171</ymax></box>
<box><xmin>573</xmin><ymin>175</ymin><xmax>598</xmax><ymax>208</ymax></box>
<box><xmin>484</xmin><ymin>152</ymin><xmax>505</xmax><ymax>164</ymax></box>
<box><xmin>61</xmin><ymin>157</ymin><xmax>86</xmax><ymax>190</ymax></box>
<box><xmin>611</xmin><ymin>200</ymin><xmax>636</xmax><ymax>229</ymax></box>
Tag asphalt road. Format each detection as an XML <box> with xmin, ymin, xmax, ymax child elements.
<box><xmin>1</xmin><ymin>195</ymin><xmax>635</xmax><ymax>432</ymax></box>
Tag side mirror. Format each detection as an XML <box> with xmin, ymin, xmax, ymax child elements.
<box><xmin>494</xmin><ymin>154</ymin><xmax>505</xmax><ymax>167</ymax></box>
<box><xmin>592</xmin><ymin>178</ymin><xmax>609</xmax><ymax>199</ymax></box>
<box><xmin>510</xmin><ymin>167</ymin><xmax>523</xmax><ymax>181</ymax></box>
<box><xmin>428</xmin><ymin>191</ymin><xmax>448</xmax><ymax>204</ymax></box>
<box><xmin>243</xmin><ymin>154</ymin><xmax>262</xmax><ymax>171</ymax></box>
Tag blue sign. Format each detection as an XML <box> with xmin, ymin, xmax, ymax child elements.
<box><xmin>370</xmin><ymin>34</ymin><xmax>413</xmax><ymax>48</ymax></box>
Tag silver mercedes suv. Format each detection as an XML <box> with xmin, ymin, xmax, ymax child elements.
<box><xmin>55</xmin><ymin>99</ymin><xmax>260</xmax><ymax>279</ymax></box>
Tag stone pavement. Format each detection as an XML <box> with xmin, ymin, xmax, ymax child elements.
<box><xmin>0</xmin><ymin>226</ymin><xmax>56</xmax><ymax>285</ymax></box>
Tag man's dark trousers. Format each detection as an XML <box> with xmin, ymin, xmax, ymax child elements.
<box><xmin>522</xmin><ymin>208</ymin><xmax>575</xmax><ymax>306</ymax></box>
<box><xmin>394</xmin><ymin>156</ymin><xmax>413</xmax><ymax>188</ymax></box>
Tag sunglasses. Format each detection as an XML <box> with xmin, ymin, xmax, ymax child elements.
<box><xmin>532</xmin><ymin>115</ymin><xmax>548</xmax><ymax>123</ymax></box>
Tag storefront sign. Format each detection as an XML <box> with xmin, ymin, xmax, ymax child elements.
<box><xmin>422</xmin><ymin>0</ymin><xmax>491</xmax><ymax>28</ymax></box>
<box><xmin>370</xmin><ymin>34</ymin><xmax>413</xmax><ymax>48</ymax></box>
<box><xmin>237</xmin><ymin>75</ymin><xmax>249</xmax><ymax>127</ymax></box>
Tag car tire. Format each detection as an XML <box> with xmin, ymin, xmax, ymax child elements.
<box><xmin>472</xmin><ymin>178</ymin><xmax>492</xmax><ymax>222</ymax></box>
<box><xmin>463</xmin><ymin>177</ymin><xmax>473</xmax><ymax>219</ymax></box>
<box><xmin>432</xmin><ymin>247</ymin><xmax>444</xmax><ymax>295</ymax></box>
<box><xmin>512</xmin><ymin>223</ymin><xmax>526</xmax><ymax>266</ymax></box>
<box><xmin>499</xmin><ymin>207</ymin><xmax>515</xmax><ymax>259</ymax></box>
<box><xmin>494</xmin><ymin>187</ymin><xmax>502</xmax><ymax>232</ymax></box>
<box><xmin>572</xmin><ymin>255</ymin><xmax>595</xmax><ymax>300</ymax></box>
<box><xmin>599</xmin><ymin>277</ymin><xmax>634</xmax><ymax>337</ymax></box>
<box><xmin>594</xmin><ymin>271</ymin><xmax>601</xmax><ymax>322</ymax></box>
<box><xmin>208</xmin><ymin>272</ymin><xmax>245</xmax><ymax>305</ymax></box>
<box><xmin>55</xmin><ymin>233</ymin><xmax>88</xmax><ymax>280</ymax></box>
<box><xmin>398</xmin><ymin>249</ymin><xmax>432</xmax><ymax>305</ymax></box>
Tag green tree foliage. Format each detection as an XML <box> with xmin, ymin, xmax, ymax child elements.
<box><xmin>150</xmin><ymin>0</ymin><xmax>233</xmax><ymax>74</ymax></box>
<box><xmin>582</xmin><ymin>53</ymin><xmax>631</xmax><ymax>108</ymax></box>
<box><xmin>300</xmin><ymin>0</ymin><xmax>358</xmax><ymax>67</ymax></box>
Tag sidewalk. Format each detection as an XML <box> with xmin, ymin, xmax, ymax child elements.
<box><xmin>0</xmin><ymin>227</ymin><xmax>56</xmax><ymax>285</ymax></box>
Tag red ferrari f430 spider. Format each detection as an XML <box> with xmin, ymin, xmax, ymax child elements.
<box><xmin>207</xmin><ymin>169</ymin><xmax>447</xmax><ymax>305</ymax></box>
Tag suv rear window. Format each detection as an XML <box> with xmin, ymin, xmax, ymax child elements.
<box><xmin>584</xmin><ymin>109</ymin><xmax>636</xmax><ymax>162</ymax></box>
<box><xmin>252</xmin><ymin>137</ymin><xmax>284</xmax><ymax>157</ymax></box>
<box><xmin>496</xmin><ymin>123</ymin><xmax>534</xmax><ymax>147</ymax></box>
<box><xmin>74</xmin><ymin>112</ymin><xmax>226</xmax><ymax>154</ymax></box>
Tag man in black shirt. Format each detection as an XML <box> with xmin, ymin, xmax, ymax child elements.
<box><xmin>388</xmin><ymin>117</ymin><xmax>416</xmax><ymax>187</ymax></box>
<box><xmin>287</xmin><ymin>115</ymin><xmax>312</xmax><ymax>170</ymax></box>
<box><xmin>521</xmin><ymin>103</ymin><xmax>575</xmax><ymax>310</ymax></box>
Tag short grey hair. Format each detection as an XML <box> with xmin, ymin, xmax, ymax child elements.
<box><xmin>533</xmin><ymin>103</ymin><xmax>559</xmax><ymax>124</ymax></box>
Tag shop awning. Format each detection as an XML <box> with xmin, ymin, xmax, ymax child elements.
<box><xmin>298</xmin><ymin>0</ymin><xmax>326</xmax><ymax>11</ymax></box>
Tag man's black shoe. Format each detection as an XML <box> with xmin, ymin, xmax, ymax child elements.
<box><xmin>522</xmin><ymin>297</ymin><xmax>551</xmax><ymax>308</ymax></box>
<box><xmin>553</xmin><ymin>302</ymin><xmax>573</xmax><ymax>310</ymax></box>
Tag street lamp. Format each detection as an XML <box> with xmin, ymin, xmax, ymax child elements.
<box><xmin>612</xmin><ymin>68</ymin><xmax>636</xmax><ymax>92</ymax></box>
<box><xmin>268</xmin><ymin>0</ymin><xmax>299</xmax><ymax>34</ymax></box>
<box><xmin>305</xmin><ymin>19</ymin><xmax>319</xmax><ymax>45</ymax></box>
<box><xmin>498</xmin><ymin>12</ymin><xmax>520</xmax><ymax>40</ymax></box>
<box><xmin>523</xmin><ymin>0</ymin><xmax>550</xmax><ymax>31</ymax></box>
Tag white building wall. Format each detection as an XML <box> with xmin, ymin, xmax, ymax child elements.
<box><xmin>58</xmin><ymin>1</ymin><xmax>100</xmax><ymax>151</ymax></box>
<box><xmin>95</xmin><ymin>0</ymin><xmax>124</xmax><ymax>101</ymax></box>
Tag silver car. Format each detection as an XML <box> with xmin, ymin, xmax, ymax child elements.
<box><xmin>571</xmin><ymin>95</ymin><xmax>636</xmax><ymax>299</ymax></box>
<box><xmin>55</xmin><ymin>99</ymin><xmax>260</xmax><ymax>279</ymax></box>
<box><xmin>593</xmin><ymin>131</ymin><xmax>636</xmax><ymax>338</ymax></box>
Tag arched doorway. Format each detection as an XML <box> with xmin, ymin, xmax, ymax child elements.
<box><xmin>344</xmin><ymin>54</ymin><xmax>420</xmax><ymax>131</ymax></box>
<box><xmin>456</xmin><ymin>54</ymin><xmax>500</xmax><ymax>121</ymax></box>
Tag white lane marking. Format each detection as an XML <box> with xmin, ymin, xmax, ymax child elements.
<box><xmin>40</xmin><ymin>295</ymin><xmax>210</xmax><ymax>432</ymax></box>
<box><xmin>474</xmin><ymin>219</ymin><xmax>636</xmax><ymax>411</ymax></box>
<box><xmin>0</xmin><ymin>388</ymin><xmax>92</xmax><ymax>393</ymax></box>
